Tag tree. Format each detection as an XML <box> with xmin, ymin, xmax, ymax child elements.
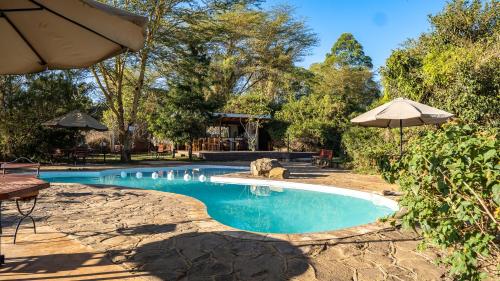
<box><xmin>159</xmin><ymin>4</ymin><xmax>317</xmax><ymax>106</ymax></box>
<box><xmin>325</xmin><ymin>33</ymin><xmax>373</xmax><ymax>69</ymax></box>
<box><xmin>0</xmin><ymin>71</ymin><xmax>93</xmax><ymax>160</ymax></box>
<box><xmin>381</xmin><ymin>0</ymin><xmax>499</xmax><ymax>126</ymax></box>
<box><xmin>148</xmin><ymin>86</ymin><xmax>210</xmax><ymax>160</ymax></box>
<box><xmin>91</xmin><ymin>0</ymin><xmax>184</xmax><ymax>161</ymax></box>
<box><xmin>378</xmin><ymin>1</ymin><xmax>500</xmax><ymax>278</ymax></box>
<box><xmin>277</xmin><ymin>33</ymin><xmax>378</xmax><ymax>150</ymax></box>
<box><xmin>147</xmin><ymin>2</ymin><xmax>316</xmax><ymax>152</ymax></box>
<box><xmin>149</xmin><ymin>37</ymin><xmax>213</xmax><ymax>160</ymax></box>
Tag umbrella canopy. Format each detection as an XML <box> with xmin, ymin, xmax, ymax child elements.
<box><xmin>0</xmin><ymin>0</ymin><xmax>147</xmax><ymax>74</ymax></box>
<box><xmin>351</xmin><ymin>97</ymin><xmax>453</xmax><ymax>155</ymax></box>
<box><xmin>351</xmin><ymin>98</ymin><xmax>454</xmax><ymax>128</ymax></box>
<box><xmin>42</xmin><ymin>110</ymin><xmax>108</xmax><ymax>131</ymax></box>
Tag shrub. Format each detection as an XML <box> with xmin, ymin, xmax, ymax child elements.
<box><xmin>341</xmin><ymin>126</ymin><xmax>397</xmax><ymax>173</ymax></box>
<box><xmin>382</xmin><ymin>122</ymin><xmax>499</xmax><ymax>280</ymax></box>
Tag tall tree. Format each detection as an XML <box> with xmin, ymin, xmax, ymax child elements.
<box><xmin>147</xmin><ymin>3</ymin><xmax>316</xmax><ymax>152</ymax></box>
<box><xmin>325</xmin><ymin>33</ymin><xmax>373</xmax><ymax>69</ymax></box>
<box><xmin>278</xmin><ymin>33</ymin><xmax>378</xmax><ymax>150</ymax></box>
<box><xmin>159</xmin><ymin>4</ymin><xmax>317</xmax><ymax>106</ymax></box>
<box><xmin>148</xmin><ymin>85</ymin><xmax>210</xmax><ymax>160</ymax></box>
<box><xmin>91</xmin><ymin>0</ymin><xmax>183</xmax><ymax>161</ymax></box>
<box><xmin>149</xmin><ymin>37</ymin><xmax>213</xmax><ymax>160</ymax></box>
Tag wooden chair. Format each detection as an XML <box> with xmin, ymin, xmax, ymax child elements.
<box><xmin>317</xmin><ymin>150</ymin><xmax>333</xmax><ymax>168</ymax></box>
<box><xmin>200</xmin><ymin>139</ymin><xmax>207</xmax><ymax>151</ymax></box>
<box><xmin>237</xmin><ymin>139</ymin><xmax>248</xmax><ymax>151</ymax></box>
<box><xmin>73</xmin><ymin>147</ymin><xmax>89</xmax><ymax>164</ymax></box>
<box><xmin>316</xmin><ymin>149</ymin><xmax>343</xmax><ymax>168</ymax></box>
<box><xmin>312</xmin><ymin>149</ymin><xmax>325</xmax><ymax>165</ymax></box>
<box><xmin>208</xmin><ymin>137</ymin><xmax>219</xmax><ymax>151</ymax></box>
<box><xmin>221</xmin><ymin>139</ymin><xmax>230</xmax><ymax>151</ymax></box>
<box><xmin>50</xmin><ymin>148</ymin><xmax>67</xmax><ymax>163</ymax></box>
<box><xmin>156</xmin><ymin>144</ymin><xmax>168</xmax><ymax>159</ymax></box>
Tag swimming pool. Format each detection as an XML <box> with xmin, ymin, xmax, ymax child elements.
<box><xmin>40</xmin><ymin>165</ymin><xmax>397</xmax><ymax>234</ymax></box>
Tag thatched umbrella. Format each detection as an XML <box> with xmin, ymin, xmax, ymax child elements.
<box><xmin>351</xmin><ymin>98</ymin><xmax>454</xmax><ymax>156</ymax></box>
<box><xmin>42</xmin><ymin>110</ymin><xmax>108</xmax><ymax>131</ymax></box>
<box><xmin>42</xmin><ymin>110</ymin><xmax>108</xmax><ymax>152</ymax></box>
<box><xmin>0</xmin><ymin>0</ymin><xmax>147</xmax><ymax>74</ymax></box>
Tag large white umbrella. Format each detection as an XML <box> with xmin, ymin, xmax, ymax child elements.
<box><xmin>0</xmin><ymin>0</ymin><xmax>147</xmax><ymax>74</ymax></box>
<box><xmin>351</xmin><ymin>97</ymin><xmax>454</xmax><ymax>156</ymax></box>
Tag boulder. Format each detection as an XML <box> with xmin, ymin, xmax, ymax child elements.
<box><xmin>250</xmin><ymin>158</ymin><xmax>282</xmax><ymax>177</ymax></box>
<box><xmin>268</xmin><ymin>167</ymin><xmax>290</xmax><ymax>179</ymax></box>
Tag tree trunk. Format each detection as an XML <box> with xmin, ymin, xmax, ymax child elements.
<box><xmin>118</xmin><ymin>127</ymin><xmax>132</xmax><ymax>162</ymax></box>
<box><xmin>0</xmin><ymin>87</ymin><xmax>5</xmax><ymax>161</ymax></box>
<box><xmin>188</xmin><ymin>140</ymin><xmax>193</xmax><ymax>160</ymax></box>
<box><xmin>255</xmin><ymin>120</ymin><xmax>260</xmax><ymax>151</ymax></box>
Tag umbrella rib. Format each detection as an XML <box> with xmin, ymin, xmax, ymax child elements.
<box><xmin>30</xmin><ymin>0</ymin><xmax>127</xmax><ymax>50</ymax></box>
<box><xmin>0</xmin><ymin>12</ymin><xmax>47</xmax><ymax>66</ymax></box>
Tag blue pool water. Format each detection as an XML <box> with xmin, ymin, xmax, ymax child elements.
<box><xmin>40</xmin><ymin>166</ymin><xmax>395</xmax><ymax>234</ymax></box>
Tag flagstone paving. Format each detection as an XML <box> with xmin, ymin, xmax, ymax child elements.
<box><xmin>1</xmin><ymin>182</ymin><xmax>448</xmax><ymax>281</ymax></box>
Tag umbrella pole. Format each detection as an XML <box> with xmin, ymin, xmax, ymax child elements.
<box><xmin>399</xmin><ymin>120</ymin><xmax>403</xmax><ymax>157</ymax></box>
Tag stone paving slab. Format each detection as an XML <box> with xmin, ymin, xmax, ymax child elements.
<box><xmin>0</xmin><ymin>224</ymin><xmax>152</xmax><ymax>280</ymax></box>
<box><xmin>1</xmin><ymin>183</ymin><xmax>449</xmax><ymax>281</ymax></box>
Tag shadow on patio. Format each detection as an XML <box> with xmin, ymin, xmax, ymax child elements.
<box><xmin>1</xmin><ymin>223</ymin><xmax>311</xmax><ymax>280</ymax></box>
<box><xmin>108</xmin><ymin>230</ymin><xmax>311</xmax><ymax>280</ymax></box>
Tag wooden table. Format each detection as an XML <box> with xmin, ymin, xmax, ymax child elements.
<box><xmin>0</xmin><ymin>174</ymin><xmax>50</xmax><ymax>265</ymax></box>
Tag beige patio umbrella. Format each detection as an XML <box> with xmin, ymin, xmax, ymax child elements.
<box><xmin>42</xmin><ymin>110</ymin><xmax>108</xmax><ymax>131</ymax></box>
<box><xmin>0</xmin><ymin>0</ymin><xmax>147</xmax><ymax>74</ymax></box>
<box><xmin>351</xmin><ymin>97</ymin><xmax>454</xmax><ymax>156</ymax></box>
<box><xmin>0</xmin><ymin>0</ymin><xmax>146</xmax><ymax>265</ymax></box>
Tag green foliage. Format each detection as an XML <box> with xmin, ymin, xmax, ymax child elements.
<box><xmin>148</xmin><ymin>85</ymin><xmax>210</xmax><ymax>147</ymax></box>
<box><xmin>224</xmin><ymin>91</ymin><xmax>273</xmax><ymax>116</ymax></box>
<box><xmin>277</xmin><ymin>91</ymin><xmax>348</xmax><ymax>149</ymax></box>
<box><xmin>382</xmin><ymin>122</ymin><xmax>499</xmax><ymax>280</ymax></box>
<box><xmin>277</xmin><ymin>33</ymin><xmax>378</xmax><ymax>150</ymax></box>
<box><xmin>430</xmin><ymin>0</ymin><xmax>499</xmax><ymax>44</ymax></box>
<box><xmin>325</xmin><ymin>33</ymin><xmax>373</xmax><ymax>69</ymax></box>
<box><xmin>0</xmin><ymin>71</ymin><xmax>93</xmax><ymax>160</ymax></box>
<box><xmin>160</xmin><ymin>3</ymin><xmax>317</xmax><ymax>106</ymax></box>
<box><xmin>341</xmin><ymin>126</ymin><xmax>397</xmax><ymax>173</ymax></box>
<box><xmin>381</xmin><ymin>0</ymin><xmax>499</xmax><ymax>126</ymax></box>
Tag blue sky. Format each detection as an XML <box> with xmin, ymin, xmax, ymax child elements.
<box><xmin>263</xmin><ymin>0</ymin><xmax>448</xmax><ymax>70</ymax></box>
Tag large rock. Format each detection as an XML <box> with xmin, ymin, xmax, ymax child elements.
<box><xmin>268</xmin><ymin>167</ymin><xmax>290</xmax><ymax>179</ymax></box>
<box><xmin>250</xmin><ymin>158</ymin><xmax>282</xmax><ymax>177</ymax></box>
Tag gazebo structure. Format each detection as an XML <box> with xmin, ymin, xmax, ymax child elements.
<box><xmin>197</xmin><ymin>112</ymin><xmax>272</xmax><ymax>152</ymax></box>
<box><xmin>156</xmin><ymin>112</ymin><xmax>316</xmax><ymax>161</ymax></box>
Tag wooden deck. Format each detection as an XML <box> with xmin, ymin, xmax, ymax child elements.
<box><xmin>198</xmin><ymin>151</ymin><xmax>316</xmax><ymax>161</ymax></box>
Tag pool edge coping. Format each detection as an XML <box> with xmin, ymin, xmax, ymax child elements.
<box><xmin>209</xmin><ymin>175</ymin><xmax>399</xmax><ymax>211</ymax></box>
